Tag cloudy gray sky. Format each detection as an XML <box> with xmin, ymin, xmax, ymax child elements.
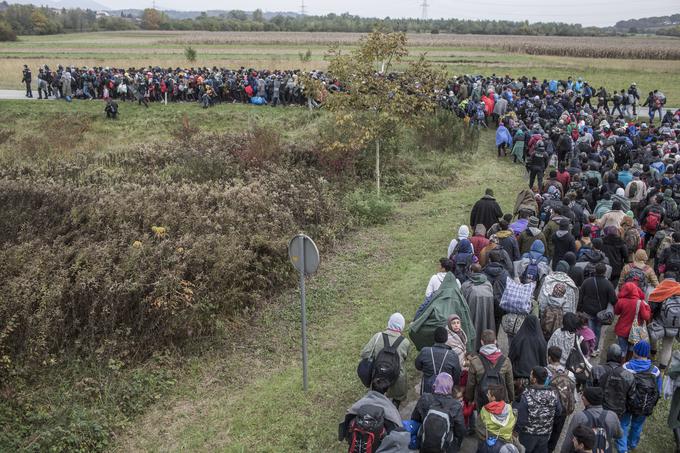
<box><xmin>119</xmin><ymin>0</ymin><xmax>679</xmax><ymax>27</ymax></box>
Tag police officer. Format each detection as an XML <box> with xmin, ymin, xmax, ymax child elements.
<box><xmin>21</xmin><ymin>64</ymin><xmax>32</xmax><ymax>98</ymax></box>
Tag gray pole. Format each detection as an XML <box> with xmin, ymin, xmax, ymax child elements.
<box><xmin>299</xmin><ymin>237</ymin><xmax>309</xmax><ymax>391</ymax></box>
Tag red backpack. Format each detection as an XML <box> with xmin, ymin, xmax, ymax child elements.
<box><xmin>643</xmin><ymin>211</ymin><xmax>662</xmax><ymax>234</ymax></box>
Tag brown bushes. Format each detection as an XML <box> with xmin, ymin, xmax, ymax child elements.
<box><xmin>0</xmin><ymin>132</ymin><xmax>347</xmax><ymax>372</ymax></box>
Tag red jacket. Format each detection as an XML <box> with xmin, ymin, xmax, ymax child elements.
<box><xmin>614</xmin><ymin>282</ymin><xmax>651</xmax><ymax>337</ymax></box>
<box><xmin>470</xmin><ymin>235</ymin><xmax>490</xmax><ymax>260</ymax></box>
<box><xmin>556</xmin><ymin>170</ymin><xmax>571</xmax><ymax>191</ymax></box>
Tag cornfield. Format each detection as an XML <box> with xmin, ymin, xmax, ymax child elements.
<box><xmin>155</xmin><ymin>31</ymin><xmax>680</xmax><ymax>60</ymax></box>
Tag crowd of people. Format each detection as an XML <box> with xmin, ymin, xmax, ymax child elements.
<box><xmin>341</xmin><ymin>78</ymin><xmax>680</xmax><ymax>453</ymax></box>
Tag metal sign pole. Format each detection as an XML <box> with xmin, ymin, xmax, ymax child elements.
<box><xmin>299</xmin><ymin>237</ymin><xmax>309</xmax><ymax>391</ymax></box>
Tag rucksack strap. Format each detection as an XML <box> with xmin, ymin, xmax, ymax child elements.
<box><xmin>391</xmin><ymin>335</ymin><xmax>404</xmax><ymax>350</ymax></box>
<box><xmin>382</xmin><ymin>333</ymin><xmax>390</xmax><ymax>349</ymax></box>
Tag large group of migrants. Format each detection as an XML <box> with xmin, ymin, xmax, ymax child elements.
<box><xmin>342</xmin><ymin>79</ymin><xmax>680</xmax><ymax>453</ymax></box>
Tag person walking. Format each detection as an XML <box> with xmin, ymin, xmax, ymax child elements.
<box><xmin>21</xmin><ymin>64</ymin><xmax>32</xmax><ymax>98</ymax></box>
<box><xmin>560</xmin><ymin>387</ymin><xmax>622</xmax><ymax>453</ymax></box>
<box><xmin>415</xmin><ymin>327</ymin><xmax>461</xmax><ymax>394</ymax></box>
<box><xmin>613</xmin><ymin>283</ymin><xmax>650</xmax><ymax>358</ymax></box>
<box><xmin>465</xmin><ymin>330</ymin><xmax>515</xmax><ymax>408</ymax></box>
<box><xmin>470</xmin><ymin>189</ymin><xmax>504</xmax><ymax>231</ymax></box>
<box><xmin>514</xmin><ymin>366</ymin><xmax>562</xmax><ymax>453</ymax></box>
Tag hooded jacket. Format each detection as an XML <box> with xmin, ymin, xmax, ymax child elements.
<box><xmin>552</xmin><ymin>229</ymin><xmax>576</xmax><ymax>270</ymax></box>
<box><xmin>578</xmin><ymin>275</ymin><xmax>617</xmax><ymax>317</ymax></box>
<box><xmin>448</xmin><ymin>225</ymin><xmax>472</xmax><ymax>258</ymax></box>
<box><xmin>497</xmin><ymin>229</ymin><xmax>520</xmax><ymax>262</ymax></box>
<box><xmin>477</xmin><ymin>401</ymin><xmax>517</xmax><ymax>444</ymax></box>
<box><xmin>515</xmin><ymin>384</ymin><xmax>562</xmax><ymax>436</ymax></box>
<box><xmin>470</xmin><ymin>195</ymin><xmax>504</xmax><ymax>231</ymax></box>
<box><xmin>601</xmin><ymin>234</ymin><xmax>629</xmax><ymax>278</ymax></box>
<box><xmin>518</xmin><ymin>227</ymin><xmax>546</xmax><ymax>255</ymax></box>
<box><xmin>508</xmin><ymin>315</ymin><xmax>547</xmax><ymax>379</ymax></box>
<box><xmin>470</xmin><ymin>224</ymin><xmax>490</xmax><ymax>260</ymax></box>
<box><xmin>466</xmin><ymin>345</ymin><xmax>515</xmax><ymax>405</ymax></box>
<box><xmin>614</xmin><ymin>283</ymin><xmax>650</xmax><ymax>338</ymax></box>
<box><xmin>462</xmin><ymin>273</ymin><xmax>496</xmax><ymax>350</ymax></box>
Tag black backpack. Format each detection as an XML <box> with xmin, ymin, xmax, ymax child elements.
<box><xmin>584</xmin><ymin>410</ymin><xmax>612</xmax><ymax>453</ymax></box>
<box><xmin>627</xmin><ymin>367</ymin><xmax>660</xmax><ymax>416</ymax></box>
<box><xmin>372</xmin><ymin>333</ymin><xmax>404</xmax><ymax>385</ymax></box>
<box><xmin>346</xmin><ymin>405</ymin><xmax>387</xmax><ymax>453</ymax></box>
<box><xmin>453</xmin><ymin>253</ymin><xmax>473</xmax><ymax>283</ymax></box>
<box><xmin>477</xmin><ymin>356</ymin><xmax>506</xmax><ymax>407</ymax></box>
<box><xmin>419</xmin><ymin>397</ymin><xmax>453</xmax><ymax>453</ymax></box>
<box><xmin>601</xmin><ymin>366</ymin><xmax>629</xmax><ymax>417</ymax></box>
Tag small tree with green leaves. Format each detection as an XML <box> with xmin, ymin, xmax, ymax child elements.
<box><xmin>184</xmin><ymin>46</ymin><xmax>197</xmax><ymax>63</ymax></box>
<box><xmin>324</xmin><ymin>31</ymin><xmax>446</xmax><ymax>195</ymax></box>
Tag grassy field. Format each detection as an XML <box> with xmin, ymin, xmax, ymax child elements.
<box><xmin>1</xmin><ymin>31</ymin><xmax>680</xmax><ymax>104</ymax></box>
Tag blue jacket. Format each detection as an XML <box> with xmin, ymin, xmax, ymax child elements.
<box><xmin>496</xmin><ymin>125</ymin><xmax>513</xmax><ymax>147</ymax></box>
<box><xmin>618</xmin><ymin>171</ymin><xmax>633</xmax><ymax>188</ymax></box>
<box><xmin>624</xmin><ymin>358</ymin><xmax>662</xmax><ymax>391</ymax></box>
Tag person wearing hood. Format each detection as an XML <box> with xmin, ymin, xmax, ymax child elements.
<box><xmin>601</xmin><ymin>225</ymin><xmax>630</xmax><ymax>283</ymax></box>
<box><xmin>518</xmin><ymin>216</ymin><xmax>547</xmax><ymax>255</ymax></box>
<box><xmin>415</xmin><ymin>327</ymin><xmax>461</xmax><ymax>394</ymax></box>
<box><xmin>511</xmin><ymin>128</ymin><xmax>526</xmax><ymax>163</ymax></box>
<box><xmin>576</xmin><ymin>237</ymin><xmax>610</xmax><ymax>268</ymax></box>
<box><xmin>462</xmin><ymin>264</ymin><xmax>496</xmax><ymax>350</ymax></box>
<box><xmin>470</xmin><ymin>224</ymin><xmax>490</xmax><ymax>261</ymax></box>
<box><xmin>360</xmin><ymin>313</ymin><xmax>411</xmax><ymax>407</ymax></box>
<box><xmin>514</xmin><ymin>366</ymin><xmax>562</xmax><ymax>453</ymax></box>
<box><xmin>470</xmin><ymin>188</ymin><xmax>504</xmax><ymax>231</ymax></box>
<box><xmin>496</xmin><ymin>220</ymin><xmax>521</xmax><ymax>262</ymax></box>
<box><xmin>448</xmin><ymin>224</ymin><xmax>473</xmax><ymax>258</ymax></box>
<box><xmin>619</xmin><ymin>341</ymin><xmax>662</xmax><ymax>453</ymax></box>
<box><xmin>496</xmin><ymin>123</ymin><xmax>513</xmax><ymax>157</ymax></box>
<box><xmin>411</xmin><ymin>372</ymin><xmax>466</xmax><ymax>452</ymax></box>
<box><xmin>476</xmin><ymin>384</ymin><xmax>518</xmax><ymax>449</ymax></box>
<box><xmin>446</xmin><ymin>314</ymin><xmax>468</xmax><ymax>371</ymax></box>
<box><xmin>484</xmin><ymin>250</ymin><xmax>512</xmax><ymax>334</ymax></box>
<box><xmin>578</xmin><ymin>262</ymin><xmax>617</xmax><ymax>350</ymax></box>
<box><xmin>656</xmin><ymin>231</ymin><xmax>680</xmax><ymax>277</ymax></box>
<box><xmin>597</xmin><ymin>200</ymin><xmax>627</xmax><ymax>230</ymax></box>
<box><xmin>480</xmin><ymin>234</ymin><xmax>515</xmax><ymax>276</ymax></box>
<box><xmin>618</xmin><ymin>249</ymin><xmax>658</xmax><ymax>291</ymax></box>
<box><xmin>465</xmin><ymin>330</ymin><xmax>515</xmax><ymax>408</ymax></box>
<box><xmin>614</xmin><ymin>282</ymin><xmax>650</xmax><ymax>357</ymax></box>
<box><xmin>592</xmin><ymin>344</ymin><xmax>635</xmax><ymax>418</ymax></box>
<box><xmin>542</xmin><ymin>208</ymin><xmax>565</xmax><ymax>259</ymax></box>
<box><xmin>508</xmin><ymin>315</ymin><xmax>547</xmax><ymax>398</ymax></box>
<box><xmin>563</xmin><ymin>252</ymin><xmax>584</xmax><ymax>287</ymax></box>
<box><xmin>552</xmin><ymin>219</ymin><xmax>576</xmax><ymax>271</ymax></box>
<box><xmin>560</xmin><ymin>387</ymin><xmax>622</xmax><ymax>453</ymax></box>
<box><xmin>515</xmin><ymin>240</ymin><xmax>551</xmax><ymax>286</ymax></box>
<box><xmin>340</xmin><ymin>376</ymin><xmax>410</xmax><ymax>451</ymax></box>
<box><xmin>452</xmin><ymin>238</ymin><xmax>478</xmax><ymax>284</ymax></box>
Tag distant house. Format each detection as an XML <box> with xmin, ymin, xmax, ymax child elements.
<box><xmin>96</xmin><ymin>10</ymin><xmax>109</xmax><ymax>18</ymax></box>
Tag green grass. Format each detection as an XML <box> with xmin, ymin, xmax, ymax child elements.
<box><xmin>110</xmin><ymin>131</ymin><xmax>527</xmax><ymax>452</ymax></box>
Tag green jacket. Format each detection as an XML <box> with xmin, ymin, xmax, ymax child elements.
<box><xmin>477</xmin><ymin>404</ymin><xmax>517</xmax><ymax>444</ymax></box>
<box><xmin>410</xmin><ymin>272</ymin><xmax>476</xmax><ymax>351</ymax></box>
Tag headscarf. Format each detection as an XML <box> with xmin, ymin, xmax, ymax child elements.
<box><xmin>456</xmin><ymin>238</ymin><xmax>473</xmax><ymax>255</ymax></box>
<box><xmin>458</xmin><ymin>225</ymin><xmax>470</xmax><ymax>240</ymax></box>
<box><xmin>556</xmin><ymin>260</ymin><xmax>570</xmax><ymax>273</ymax></box>
<box><xmin>474</xmin><ymin>224</ymin><xmax>487</xmax><ymax>236</ymax></box>
<box><xmin>432</xmin><ymin>372</ymin><xmax>454</xmax><ymax>395</ymax></box>
<box><xmin>634</xmin><ymin>249</ymin><xmax>648</xmax><ymax>264</ymax></box>
<box><xmin>447</xmin><ymin>314</ymin><xmax>465</xmax><ymax>343</ymax></box>
<box><xmin>528</xmin><ymin>240</ymin><xmax>545</xmax><ymax>260</ymax></box>
<box><xmin>387</xmin><ymin>313</ymin><xmax>405</xmax><ymax>332</ymax></box>
<box><xmin>508</xmin><ymin>315</ymin><xmax>547</xmax><ymax>377</ymax></box>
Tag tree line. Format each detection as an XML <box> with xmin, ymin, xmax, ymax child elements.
<box><xmin>1</xmin><ymin>3</ymin><xmax>677</xmax><ymax>41</ymax></box>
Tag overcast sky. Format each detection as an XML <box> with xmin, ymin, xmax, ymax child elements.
<box><xmin>116</xmin><ymin>0</ymin><xmax>680</xmax><ymax>27</ymax></box>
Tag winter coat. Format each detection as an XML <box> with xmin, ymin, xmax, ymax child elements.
<box><xmin>483</xmin><ymin>262</ymin><xmax>510</xmax><ymax>316</ymax></box>
<box><xmin>598</xmin><ymin>210</ymin><xmax>626</xmax><ymax>230</ymax></box>
<box><xmin>515</xmin><ymin>385</ymin><xmax>562</xmax><ymax>436</ymax></box>
<box><xmin>551</xmin><ymin>230</ymin><xmax>576</xmax><ymax>270</ymax></box>
<box><xmin>360</xmin><ymin>330</ymin><xmax>411</xmax><ymax>401</ymax></box>
<box><xmin>466</xmin><ymin>350</ymin><xmax>515</xmax><ymax>405</ymax></box>
<box><xmin>447</xmin><ymin>225</ymin><xmax>472</xmax><ymax>258</ymax></box>
<box><xmin>542</xmin><ymin>218</ymin><xmax>560</xmax><ymax>258</ymax></box>
<box><xmin>497</xmin><ymin>230</ymin><xmax>520</xmax><ymax>262</ymax></box>
<box><xmin>347</xmin><ymin>390</ymin><xmax>403</xmax><ymax>429</ymax></box>
<box><xmin>470</xmin><ymin>234</ymin><xmax>490</xmax><ymax>261</ymax></box>
<box><xmin>415</xmin><ymin>343</ymin><xmax>462</xmax><ymax>393</ymax></box>
<box><xmin>462</xmin><ymin>274</ymin><xmax>496</xmax><ymax>350</ymax></box>
<box><xmin>614</xmin><ymin>283</ymin><xmax>650</xmax><ymax>338</ymax></box>
<box><xmin>470</xmin><ymin>195</ymin><xmax>504</xmax><ymax>231</ymax></box>
<box><xmin>476</xmin><ymin>402</ymin><xmax>517</xmax><ymax>444</ymax></box>
<box><xmin>539</xmin><ymin>273</ymin><xmax>579</xmax><ymax>315</ymax></box>
<box><xmin>578</xmin><ymin>276</ymin><xmax>617</xmax><ymax>317</ymax></box>
<box><xmin>559</xmin><ymin>406</ymin><xmax>622</xmax><ymax>453</ymax></box>
<box><xmin>601</xmin><ymin>234</ymin><xmax>629</xmax><ymax>278</ymax></box>
<box><xmin>446</xmin><ymin>327</ymin><xmax>468</xmax><ymax>368</ymax></box>
<box><xmin>518</xmin><ymin>228</ymin><xmax>546</xmax><ymax>255</ymax></box>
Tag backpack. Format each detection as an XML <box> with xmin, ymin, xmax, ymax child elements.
<box><xmin>372</xmin><ymin>334</ymin><xmax>404</xmax><ymax>385</ymax></box>
<box><xmin>477</xmin><ymin>356</ymin><xmax>506</xmax><ymax>407</ymax></box>
<box><xmin>623</xmin><ymin>266</ymin><xmax>648</xmax><ymax>292</ymax></box>
<box><xmin>550</xmin><ymin>369</ymin><xmax>576</xmax><ymax>415</ymax></box>
<box><xmin>643</xmin><ymin>210</ymin><xmax>662</xmax><ymax>234</ymax></box>
<box><xmin>541</xmin><ymin>305</ymin><xmax>564</xmax><ymax>340</ymax></box>
<box><xmin>453</xmin><ymin>253</ymin><xmax>473</xmax><ymax>283</ymax></box>
<box><xmin>601</xmin><ymin>366</ymin><xmax>629</xmax><ymax>417</ymax></box>
<box><xmin>623</xmin><ymin>228</ymin><xmax>640</xmax><ymax>255</ymax></box>
<box><xmin>667</xmin><ymin>249</ymin><xmax>680</xmax><ymax>274</ymax></box>
<box><xmin>347</xmin><ymin>405</ymin><xmax>387</xmax><ymax>453</ymax></box>
<box><xmin>627</xmin><ymin>367</ymin><xmax>660</xmax><ymax>416</ymax></box>
<box><xmin>521</xmin><ymin>257</ymin><xmax>540</xmax><ymax>284</ymax></box>
<box><xmin>419</xmin><ymin>401</ymin><xmax>452</xmax><ymax>453</ymax></box>
<box><xmin>661</xmin><ymin>296</ymin><xmax>680</xmax><ymax>329</ymax></box>
<box><xmin>583</xmin><ymin>262</ymin><xmax>596</xmax><ymax>279</ymax></box>
<box><xmin>628</xmin><ymin>181</ymin><xmax>638</xmax><ymax>199</ymax></box>
<box><xmin>584</xmin><ymin>410</ymin><xmax>612</xmax><ymax>453</ymax></box>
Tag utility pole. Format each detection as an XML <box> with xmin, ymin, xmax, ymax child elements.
<box><xmin>420</xmin><ymin>0</ymin><xmax>429</xmax><ymax>20</ymax></box>
<box><xmin>152</xmin><ymin>0</ymin><xmax>156</xmax><ymax>9</ymax></box>
<box><xmin>300</xmin><ymin>0</ymin><xmax>306</xmax><ymax>16</ymax></box>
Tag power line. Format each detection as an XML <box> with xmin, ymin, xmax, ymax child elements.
<box><xmin>420</xmin><ymin>0</ymin><xmax>429</xmax><ymax>20</ymax></box>
<box><xmin>300</xmin><ymin>0</ymin><xmax>306</xmax><ymax>16</ymax></box>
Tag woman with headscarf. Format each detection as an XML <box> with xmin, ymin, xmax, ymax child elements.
<box><xmin>448</xmin><ymin>225</ymin><xmax>473</xmax><ymax>258</ymax></box>
<box><xmin>360</xmin><ymin>313</ymin><xmax>412</xmax><ymax>408</ymax></box>
<box><xmin>547</xmin><ymin>312</ymin><xmax>584</xmax><ymax>367</ymax></box>
<box><xmin>446</xmin><ymin>314</ymin><xmax>468</xmax><ymax>369</ymax></box>
<box><xmin>452</xmin><ymin>238</ymin><xmax>478</xmax><ymax>284</ymax></box>
<box><xmin>508</xmin><ymin>315</ymin><xmax>547</xmax><ymax>400</ymax></box>
<box><xmin>511</xmin><ymin>128</ymin><xmax>526</xmax><ymax>163</ymax></box>
<box><xmin>411</xmin><ymin>372</ymin><xmax>466</xmax><ymax>452</ymax></box>
<box><xmin>618</xmin><ymin>249</ymin><xmax>658</xmax><ymax>292</ymax></box>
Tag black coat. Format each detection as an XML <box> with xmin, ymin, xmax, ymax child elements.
<box><xmin>578</xmin><ymin>276</ymin><xmax>617</xmax><ymax>317</ymax></box>
<box><xmin>470</xmin><ymin>195</ymin><xmax>504</xmax><ymax>231</ymax></box>
<box><xmin>415</xmin><ymin>343</ymin><xmax>462</xmax><ymax>393</ymax></box>
<box><xmin>551</xmin><ymin>231</ymin><xmax>576</xmax><ymax>270</ymax></box>
<box><xmin>508</xmin><ymin>315</ymin><xmax>547</xmax><ymax>379</ymax></box>
<box><xmin>601</xmin><ymin>235</ymin><xmax>629</xmax><ymax>278</ymax></box>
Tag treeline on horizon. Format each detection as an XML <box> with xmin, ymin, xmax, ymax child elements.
<box><xmin>1</xmin><ymin>2</ymin><xmax>680</xmax><ymax>41</ymax></box>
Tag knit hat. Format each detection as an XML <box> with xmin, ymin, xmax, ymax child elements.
<box><xmin>583</xmin><ymin>386</ymin><xmax>604</xmax><ymax>406</ymax></box>
<box><xmin>388</xmin><ymin>313</ymin><xmax>405</xmax><ymax>332</ymax></box>
<box><xmin>633</xmin><ymin>340</ymin><xmax>651</xmax><ymax>358</ymax></box>
<box><xmin>528</xmin><ymin>216</ymin><xmax>540</xmax><ymax>228</ymax></box>
<box><xmin>556</xmin><ymin>261</ymin><xmax>570</xmax><ymax>274</ymax></box>
<box><xmin>434</xmin><ymin>326</ymin><xmax>448</xmax><ymax>343</ymax></box>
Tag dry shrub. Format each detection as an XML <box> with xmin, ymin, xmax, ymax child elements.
<box><xmin>13</xmin><ymin>114</ymin><xmax>93</xmax><ymax>159</ymax></box>
<box><xmin>0</xmin><ymin>132</ymin><xmax>347</xmax><ymax>373</ymax></box>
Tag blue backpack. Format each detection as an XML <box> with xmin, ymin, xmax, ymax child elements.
<box><xmin>521</xmin><ymin>257</ymin><xmax>540</xmax><ymax>284</ymax></box>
